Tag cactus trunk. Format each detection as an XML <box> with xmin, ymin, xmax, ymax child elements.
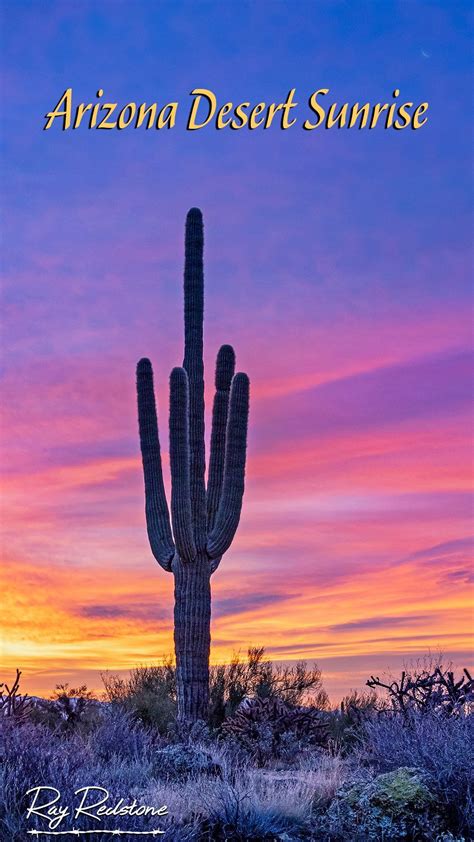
<box><xmin>174</xmin><ymin>553</ymin><xmax>211</xmax><ymax>721</ymax></box>
<box><xmin>136</xmin><ymin>208</ymin><xmax>249</xmax><ymax>723</ymax></box>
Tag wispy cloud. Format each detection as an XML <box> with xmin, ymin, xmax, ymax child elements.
<box><xmin>329</xmin><ymin>615</ymin><xmax>437</xmax><ymax>633</ymax></box>
<box><xmin>213</xmin><ymin>592</ymin><xmax>296</xmax><ymax>619</ymax></box>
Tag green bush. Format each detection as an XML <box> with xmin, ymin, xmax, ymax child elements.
<box><xmin>102</xmin><ymin>661</ymin><xmax>176</xmax><ymax>732</ymax></box>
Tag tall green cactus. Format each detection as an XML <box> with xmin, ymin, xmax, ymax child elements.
<box><xmin>136</xmin><ymin>208</ymin><xmax>250</xmax><ymax>723</ymax></box>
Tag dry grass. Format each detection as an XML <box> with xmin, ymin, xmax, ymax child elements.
<box><xmin>140</xmin><ymin>749</ymin><xmax>350</xmax><ymax>830</ymax></box>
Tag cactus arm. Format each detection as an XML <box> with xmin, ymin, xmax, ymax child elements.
<box><xmin>183</xmin><ymin>208</ymin><xmax>207</xmax><ymax>550</ymax></box>
<box><xmin>207</xmin><ymin>372</ymin><xmax>249</xmax><ymax>560</ymax></box>
<box><xmin>169</xmin><ymin>367</ymin><xmax>196</xmax><ymax>561</ymax></box>
<box><xmin>207</xmin><ymin>345</ymin><xmax>235</xmax><ymax>574</ymax></box>
<box><xmin>207</xmin><ymin>344</ymin><xmax>235</xmax><ymax>532</ymax></box>
<box><xmin>136</xmin><ymin>358</ymin><xmax>175</xmax><ymax>571</ymax></box>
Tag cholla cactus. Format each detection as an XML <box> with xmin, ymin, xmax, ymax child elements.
<box><xmin>0</xmin><ymin>668</ymin><xmax>31</xmax><ymax>721</ymax></box>
<box><xmin>136</xmin><ymin>209</ymin><xmax>249</xmax><ymax>722</ymax></box>
<box><xmin>222</xmin><ymin>696</ymin><xmax>329</xmax><ymax>764</ymax></box>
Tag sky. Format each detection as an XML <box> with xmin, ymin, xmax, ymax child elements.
<box><xmin>1</xmin><ymin>0</ymin><xmax>473</xmax><ymax>701</ymax></box>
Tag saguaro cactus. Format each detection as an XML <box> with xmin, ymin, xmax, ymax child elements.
<box><xmin>136</xmin><ymin>208</ymin><xmax>249</xmax><ymax>723</ymax></box>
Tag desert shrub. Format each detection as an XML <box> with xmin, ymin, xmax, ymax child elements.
<box><xmin>88</xmin><ymin>705</ymin><xmax>158</xmax><ymax>764</ymax></box>
<box><xmin>101</xmin><ymin>648</ymin><xmax>328</xmax><ymax>736</ymax></box>
<box><xmin>0</xmin><ymin>717</ymin><xmax>92</xmax><ymax>841</ymax></box>
<box><xmin>324</xmin><ymin>766</ymin><xmax>447</xmax><ymax>841</ymax></box>
<box><xmin>209</xmin><ymin>646</ymin><xmax>329</xmax><ymax>727</ymax></box>
<box><xmin>328</xmin><ymin>689</ymin><xmax>379</xmax><ymax>753</ymax></box>
<box><xmin>165</xmin><ymin>716</ymin><xmax>215</xmax><ymax>748</ymax></box>
<box><xmin>359</xmin><ymin>709</ymin><xmax>474</xmax><ymax>837</ymax></box>
<box><xmin>221</xmin><ymin>695</ymin><xmax>329</xmax><ymax>766</ymax></box>
<box><xmin>102</xmin><ymin>660</ymin><xmax>176</xmax><ymax>732</ymax></box>
<box><xmin>0</xmin><ymin>714</ymin><xmax>179</xmax><ymax>840</ymax></box>
<box><xmin>23</xmin><ymin>684</ymin><xmax>103</xmax><ymax>733</ymax></box>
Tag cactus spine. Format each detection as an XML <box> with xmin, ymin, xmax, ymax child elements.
<box><xmin>136</xmin><ymin>208</ymin><xmax>249</xmax><ymax>723</ymax></box>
